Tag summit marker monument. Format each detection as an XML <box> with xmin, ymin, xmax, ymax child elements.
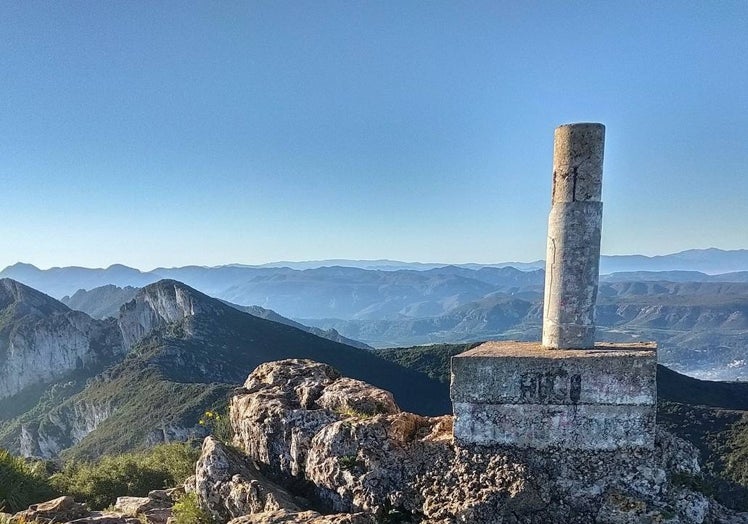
<box><xmin>450</xmin><ymin>123</ymin><xmax>657</xmax><ymax>450</ymax></box>
<box><xmin>542</xmin><ymin>123</ymin><xmax>604</xmax><ymax>349</ymax></box>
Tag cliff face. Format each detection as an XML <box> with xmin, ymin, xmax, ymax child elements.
<box><xmin>5</xmin><ymin>278</ymin><xmax>450</xmax><ymax>460</ymax></box>
<box><xmin>117</xmin><ymin>280</ymin><xmax>216</xmax><ymax>348</ymax></box>
<box><xmin>0</xmin><ymin>279</ymin><xmax>125</xmax><ymax>400</ymax></box>
<box><xmin>0</xmin><ymin>279</ymin><xmax>217</xmax><ymax>458</ymax></box>
<box><xmin>192</xmin><ymin>359</ymin><xmax>748</xmax><ymax>524</ymax></box>
<box><xmin>19</xmin><ymin>399</ymin><xmax>115</xmax><ymax>458</ymax></box>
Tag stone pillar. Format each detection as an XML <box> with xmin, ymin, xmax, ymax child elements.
<box><xmin>542</xmin><ymin>123</ymin><xmax>605</xmax><ymax>349</ymax></box>
<box><xmin>450</xmin><ymin>123</ymin><xmax>656</xmax><ymax>450</ymax></box>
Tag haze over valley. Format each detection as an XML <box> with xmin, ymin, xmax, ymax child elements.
<box><xmin>3</xmin><ymin>247</ymin><xmax>747</xmax><ymax>382</ymax></box>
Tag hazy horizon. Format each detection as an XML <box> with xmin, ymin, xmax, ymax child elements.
<box><xmin>3</xmin><ymin>245</ymin><xmax>748</xmax><ymax>273</ymax></box>
<box><xmin>2</xmin><ymin>2</ymin><xmax>746</xmax><ymax>270</ymax></box>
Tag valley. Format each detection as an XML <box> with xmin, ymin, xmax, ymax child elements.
<box><xmin>4</xmin><ymin>250</ymin><xmax>742</xmax><ymax>381</ymax></box>
<box><xmin>0</xmin><ymin>278</ymin><xmax>448</xmax><ymax>461</ymax></box>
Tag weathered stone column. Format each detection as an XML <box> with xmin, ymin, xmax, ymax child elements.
<box><xmin>450</xmin><ymin>123</ymin><xmax>656</xmax><ymax>450</ymax></box>
<box><xmin>542</xmin><ymin>123</ymin><xmax>605</xmax><ymax>349</ymax></box>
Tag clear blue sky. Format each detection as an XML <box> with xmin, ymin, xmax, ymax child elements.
<box><xmin>1</xmin><ymin>1</ymin><xmax>746</xmax><ymax>270</ymax></box>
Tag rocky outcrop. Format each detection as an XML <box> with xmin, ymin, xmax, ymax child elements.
<box><xmin>193</xmin><ymin>359</ymin><xmax>748</xmax><ymax>523</ymax></box>
<box><xmin>8</xmin><ymin>490</ymin><xmax>181</xmax><ymax>524</ymax></box>
<box><xmin>195</xmin><ymin>436</ymin><xmax>303</xmax><ymax>521</ymax></box>
<box><xmin>9</xmin><ymin>496</ymin><xmax>89</xmax><ymax>524</ymax></box>
<box><xmin>192</xmin><ymin>436</ymin><xmax>376</xmax><ymax>523</ymax></box>
<box><xmin>229</xmin><ymin>360</ymin><xmax>404</xmax><ymax>486</ymax></box>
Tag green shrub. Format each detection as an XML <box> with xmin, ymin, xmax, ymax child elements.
<box><xmin>671</xmin><ymin>471</ymin><xmax>715</xmax><ymax>496</ymax></box>
<box><xmin>50</xmin><ymin>442</ymin><xmax>199</xmax><ymax>510</ymax></box>
<box><xmin>724</xmin><ymin>417</ymin><xmax>748</xmax><ymax>488</ymax></box>
<box><xmin>337</xmin><ymin>454</ymin><xmax>358</xmax><ymax>471</ymax></box>
<box><xmin>0</xmin><ymin>449</ymin><xmax>57</xmax><ymax>513</ymax></box>
<box><xmin>171</xmin><ymin>492</ymin><xmax>213</xmax><ymax>524</ymax></box>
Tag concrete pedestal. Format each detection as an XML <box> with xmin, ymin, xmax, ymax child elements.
<box><xmin>450</xmin><ymin>341</ymin><xmax>657</xmax><ymax>450</ymax></box>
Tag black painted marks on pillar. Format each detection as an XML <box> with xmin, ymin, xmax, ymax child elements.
<box><xmin>569</xmin><ymin>374</ymin><xmax>582</xmax><ymax>403</ymax></box>
<box><xmin>520</xmin><ymin>369</ymin><xmax>583</xmax><ymax>404</ymax></box>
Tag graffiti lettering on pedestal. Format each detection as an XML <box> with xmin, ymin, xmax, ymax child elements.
<box><xmin>519</xmin><ymin>369</ymin><xmax>582</xmax><ymax>404</ymax></box>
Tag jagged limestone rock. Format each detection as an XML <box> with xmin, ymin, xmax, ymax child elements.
<box><xmin>9</xmin><ymin>488</ymin><xmax>178</xmax><ymax>524</ymax></box>
<box><xmin>113</xmin><ymin>496</ymin><xmax>156</xmax><ymax>517</ymax></box>
<box><xmin>195</xmin><ymin>436</ymin><xmax>303</xmax><ymax>522</ymax></box>
<box><xmin>315</xmin><ymin>377</ymin><xmax>399</xmax><ymax>416</ymax></box>
<box><xmin>305</xmin><ymin>412</ymin><xmax>453</xmax><ymax>515</ymax></box>
<box><xmin>9</xmin><ymin>496</ymin><xmax>89</xmax><ymax>524</ymax></box>
<box><xmin>218</xmin><ymin>359</ymin><xmax>748</xmax><ymax>523</ymax></box>
<box><xmin>230</xmin><ymin>360</ymin><xmax>342</xmax><ymax>481</ymax></box>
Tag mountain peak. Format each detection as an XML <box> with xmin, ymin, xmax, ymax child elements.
<box><xmin>0</xmin><ymin>262</ymin><xmax>42</xmax><ymax>278</ymax></box>
<box><xmin>105</xmin><ymin>264</ymin><xmax>142</xmax><ymax>273</ymax></box>
<box><xmin>6</xmin><ymin>262</ymin><xmax>40</xmax><ymax>270</ymax></box>
<box><xmin>118</xmin><ymin>279</ymin><xmax>223</xmax><ymax>348</ymax></box>
<box><xmin>0</xmin><ymin>278</ymin><xmax>70</xmax><ymax>316</ymax></box>
<box><xmin>138</xmin><ymin>279</ymin><xmax>215</xmax><ymax>309</ymax></box>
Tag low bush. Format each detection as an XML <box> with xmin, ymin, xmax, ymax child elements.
<box><xmin>50</xmin><ymin>442</ymin><xmax>199</xmax><ymax>510</ymax></box>
<box><xmin>171</xmin><ymin>492</ymin><xmax>213</xmax><ymax>524</ymax></box>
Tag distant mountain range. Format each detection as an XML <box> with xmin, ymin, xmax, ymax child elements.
<box><xmin>3</xmin><ymin>248</ymin><xmax>748</xmax><ymax>301</ymax></box>
<box><xmin>3</xmin><ymin>263</ymin><xmax>548</xmax><ymax>318</ymax></box>
<box><xmin>599</xmin><ymin>248</ymin><xmax>748</xmax><ymax>274</ymax></box>
<box><xmin>305</xmin><ymin>280</ymin><xmax>748</xmax><ymax>380</ymax></box>
<box><xmin>3</xmin><ymin>248</ymin><xmax>748</xmax><ymax>381</ymax></box>
<box><xmin>253</xmin><ymin>249</ymin><xmax>748</xmax><ymax>274</ymax></box>
<box><xmin>52</xmin><ymin>278</ymin><xmax>748</xmax><ymax>382</ymax></box>
<box><xmin>60</xmin><ymin>284</ymin><xmax>373</xmax><ymax>350</ymax></box>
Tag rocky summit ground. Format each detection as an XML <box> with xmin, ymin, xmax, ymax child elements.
<box><xmin>3</xmin><ymin>490</ymin><xmax>182</xmax><ymax>524</ymax></box>
<box><xmin>189</xmin><ymin>359</ymin><xmax>748</xmax><ymax>523</ymax></box>
<box><xmin>8</xmin><ymin>358</ymin><xmax>748</xmax><ymax>523</ymax></box>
